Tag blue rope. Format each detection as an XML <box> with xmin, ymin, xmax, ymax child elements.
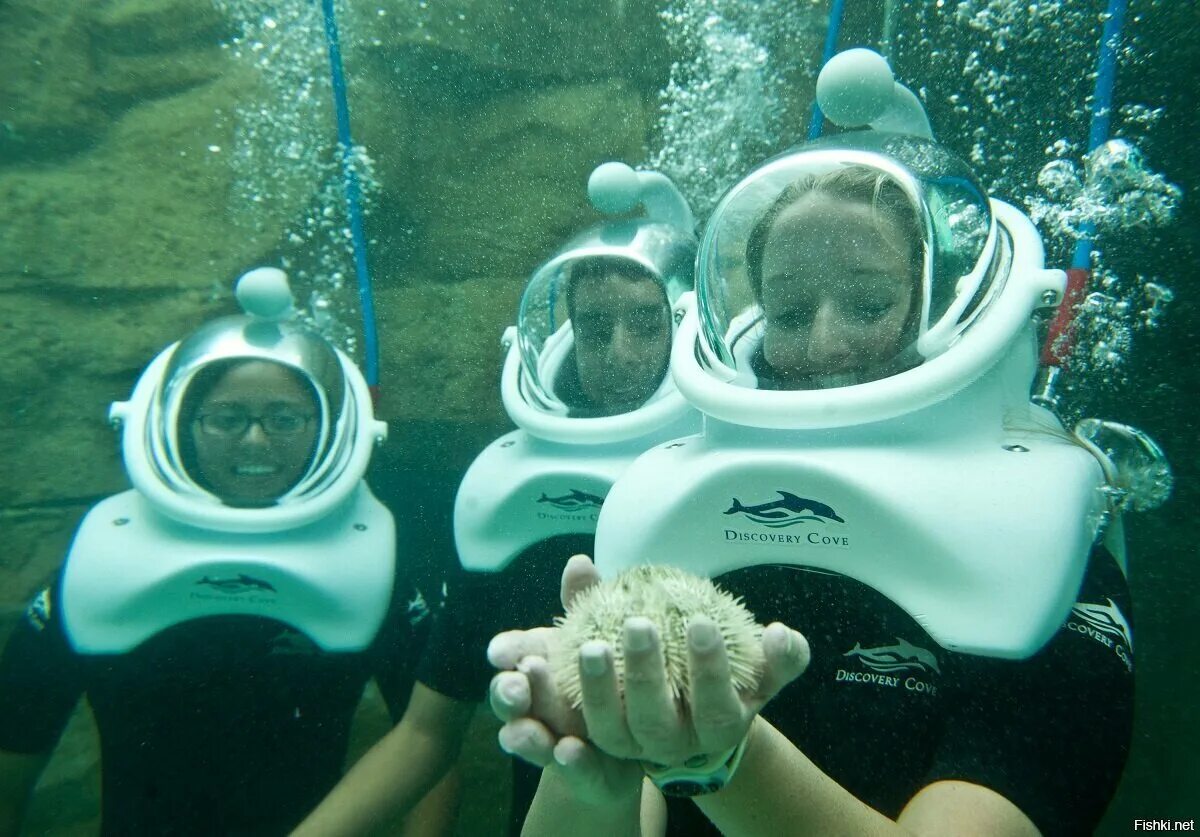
<box><xmin>807</xmin><ymin>0</ymin><xmax>847</xmax><ymax>140</ymax></box>
<box><xmin>1071</xmin><ymin>0</ymin><xmax>1129</xmax><ymax>270</ymax></box>
<box><xmin>320</xmin><ymin>0</ymin><xmax>380</xmax><ymax>389</ymax></box>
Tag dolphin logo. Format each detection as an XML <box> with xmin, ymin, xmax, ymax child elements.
<box><xmin>195</xmin><ymin>574</ymin><xmax>278</xmax><ymax>594</ymax></box>
<box><xmin>25</xmin><ymin>588</ymin><xmax>51</xmax><ymax>632</ymax></box>
<box><xmin>268</xmin><ymin>630</ymin><xmax>316</xmax><ymax>656</ymax></box>
<box><xmin>537</xmin><ymin>489</ymin><xmax>605</xmax><ymax>511</ymax></box>
<box><xmin>1071</xmin><ymin>598</ymin><xmax>1133</xmax><ymax>651</ymax></box>
<box><xmin>724</xmin><ymin>491</ymin><xmax>845</xmax><ymax>527</ymax></box>
<box><xmin>407</xmin><ymin>590</ymin><xmax>432</xmax><ymax>625</ymax></box>
<box><xmin>844</xmin><ymin>637</ymin><xmax>941</xmax><ymax>675</ymax></box>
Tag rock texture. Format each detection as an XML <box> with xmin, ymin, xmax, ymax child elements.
<box><xmin>0</xmin><ymin>2</ymin><xmax>665</xmax><ymax>830</ymax></box>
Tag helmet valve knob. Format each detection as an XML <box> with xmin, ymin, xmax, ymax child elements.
<box><xmin>235</xmin><ymin>268</ymin><xmax>295</xmax><ymax>322</ymax></box>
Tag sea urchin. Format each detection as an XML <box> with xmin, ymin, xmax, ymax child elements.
<box><xmin>551</xmin><ymin>565</ymin><xmax>764</xmax><ymax>709</ymax></box>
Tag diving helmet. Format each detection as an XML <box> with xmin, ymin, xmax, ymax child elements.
<box><xmin>501</xmin><ymin>162</ymin><xmax>700</xmax><ymax>444</ymax></box>
<box><xmin>111</xmin><ymin>268</ymin><xmax>387</xmax><ymax>533</ymax></box>
<box><xmin>672</xmin><ymin>131</ymin><xmax>1065</xmax><ymax>430</ymax></box>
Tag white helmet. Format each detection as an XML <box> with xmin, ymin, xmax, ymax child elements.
<box><xmin>110</xmin><ymin>268</ymin><xmax>387</xmax><ymax>533</ymax></box>
<box><xmin>671</xmin><ymin>132</ymin><xmax>1065</xmax><ymax>430</ymax></box>
<box><xmin>501</xmin><ymin>163</ymin><xmax>699</xmax><ymax>444</ymax></box>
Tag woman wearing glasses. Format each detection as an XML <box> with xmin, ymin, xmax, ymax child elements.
<box><xmin>183</xmin><ymin>359</ymin><xmax>323</xmax><ymax>507</ymax></box>
<box><xmin>0</xmin><ymin>269</ymin><xmax>473</xmax><ymax>836</ymax></box>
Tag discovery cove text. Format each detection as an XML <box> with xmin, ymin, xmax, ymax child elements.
<box><xmin>724</xmin><ymin>529</ymin><xmax>849</xmax><ymax>547</ymax></box>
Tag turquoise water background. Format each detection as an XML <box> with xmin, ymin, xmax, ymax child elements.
<box><xmin>0</xmin><ymin>0</ymin><xmax>1195</xmax><ymax>833</ymax></box>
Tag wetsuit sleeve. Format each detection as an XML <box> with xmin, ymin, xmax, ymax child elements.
<box><xmin>0</xmin><ymin>584</ymin><xmax>85</xmax><ymax>754</ymax></box>
<box><xmin>414</xmin><ymin>569</ymin><xmax>498</xmax><ymax>703</ymax></box>
<box><xmin>923</xmin><ymin>546</ymin><xmax>1134</xmax><ymax>836</ymax></box>
<box><xmin>416</xmin><ymin>537</ymin><xmax>588</xmax><ymax>703</ymax></box>
<box><xmin>369</xmin><ymin>575</ymin><xmax>440</xmax><ymax>721</ymax></box>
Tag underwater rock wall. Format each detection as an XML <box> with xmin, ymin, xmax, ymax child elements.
<box><xmin>0</xmin><ymin>0</ymin><xmax>666</xmax><ymax>614</ymax></box>
<box><xmin>1</xmin><ymin>1</ymin><xmax>666</xmax><ymax>829</ymax></box>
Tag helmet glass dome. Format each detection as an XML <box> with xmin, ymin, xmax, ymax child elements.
<box><xmin>518</xmin><ymin>220</ymin><xmax>694</xmax><ymax>418</ymax></box>
<box><xmin>697</xmin><ymin>132</ymin><xmax>1009</xmax><ymax>391</ymax></box>
<box><xmin>150</xmin><ymin>315</ymin><xmax>352</xmax><ymax>508</ymax></box>
<box><xmin>112</xmin><ymin>268</ymin><xmax>387</xmax><ymax>533</ymax></box>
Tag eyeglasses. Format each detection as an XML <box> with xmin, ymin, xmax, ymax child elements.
<box><xmin>194</xmin><ymin>409</ymin><xmax>315</xmax><ymax>438</ymax></box>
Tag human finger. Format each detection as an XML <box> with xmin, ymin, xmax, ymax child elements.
<box><xmin>620</xmin><ymin>617</ymin><xmax>690</xmax><ymax>763</ymax></box>
<box><xmin>577</xmin><ymin>640</ymin><xmax>639</xmax><ymax>757</ymax></box>
<box><xmin>551</xmin><ymin>736</ymin><xmax>646</xmax><ymax>807</ymax></box>
<box><xmin>498</xmin><ymin>717</ymin><xmax>557</xmax><ymax>768</ymax></box>
<box><xmin>487</xmin><ymin>626</ymin><xmax>554</xmax><ymax>670</ymax></box>
<box><xmin>551</xmin><ymin>736</ymin><xmax>606</xmax><ymax>794</ymax></box>
<box><xmin>750</xmin><ymin>622</ymin><xmax>810</xmax><ymax>707</ymax></box>
<box><xmin>685</xmin><ymin>617</ymin><xmax>749</xmax><ymax>753</ymax></box>
<box><xmin>489</xmin><ymin>670</ymin><xmax>531</xmax><ymax>723</ymax></box>
<box><xmin>521</xmin><ymin>654</ymin><xmax>587</xmax><ymax>739</ymax></box>
<box><xmin>561</xmin><ymin>553</ymin><xmax>601</xmax><ymax>609</ymax></box>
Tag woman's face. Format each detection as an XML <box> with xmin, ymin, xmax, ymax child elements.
<box><xmin>187</xmin><ymin>361</ymin><xmax>319</xmax><ymax>507</ymax></box>
<box><xmin>571</xmin><ymin>271</ymin><xmax>671</xmax><ymax>415</ymax></box>
<box><xmin>758</xmin><ymin>196</ymin><xmax>919</xmax><ymax>389</ymax></box>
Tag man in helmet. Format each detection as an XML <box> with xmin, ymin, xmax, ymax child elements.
<box><xmin>303</xmin><ymin>163</ymin><xmax>700</xmax><ymax>836</ymax></box>
<box><xmin>554</xmin><ymin>257</ymin><xmax>674</xmax><ymax>418</ymax></box>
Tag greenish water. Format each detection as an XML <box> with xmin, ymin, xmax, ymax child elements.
<box><xmin>0</xmin><ymin>0</ymin><xmax>1196</xmax><ymax>834</ymax></box>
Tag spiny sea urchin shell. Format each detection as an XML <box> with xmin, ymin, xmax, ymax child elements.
<box><xmin>551</xmin><ymin>565</ymin><xmax>764</xmax><ymax>709</ymax></box>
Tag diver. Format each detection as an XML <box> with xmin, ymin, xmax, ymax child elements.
<box><xmin>488</xmin><ymin>49</ymin><xmax>1158</xmax><ymax>836</ymax></box>
<box><xmin>451</xmin><ymin>163</ymin><xmax>700</xmax><ymax>834</ymax></box>
<box><xmin>548</xmin><ymin>256</ymin><xmax>676</xmax><ymax>418</ymax></box>
<box><xmin>309</xmin><ymin>162</ymin><xmax>701</xmax><ymax>835</ymax></box>
<box><xmin>0</xmin><ymin>269</ymin><xmax>473</xmax><ymax>836</ymax></box>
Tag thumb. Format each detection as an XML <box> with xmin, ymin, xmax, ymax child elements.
<box><xmin>561</xmin><ymin>553</ymin><xmax>601</xmax><ymax>610</ymax></box>
<box><xmin>752</xmin><ymin>623</ymin><xmax>810</xmax><ymax>705</ymax></box>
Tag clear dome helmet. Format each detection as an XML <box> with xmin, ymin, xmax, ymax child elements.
<box><xmin>110</xmin><ymin>268</ymin><xmax>387</xmax><ymax>533</ymax></box>
<box><xmin>672</xmin><ymin>126</ymin><xmax>1073</xmax><ymax>430</ymax></box>
<box><xmin>501</xmin><ymin>162</ymin><xmax>700</xmax><ymax>444</ymax></box>
<box><xmin>589</xmin><ymin>50</ymin><xmax>1121</xmax><ymax>658</ymax></box>
<box><xmin>668</xmin><ymin>47</ymin><xmax>1078</xmax><ymax>431</ymax></box>
<box><xmin>703</xmin><ymin>131</ymin><xmax>1001</xmax><ymax>378</ymax></box>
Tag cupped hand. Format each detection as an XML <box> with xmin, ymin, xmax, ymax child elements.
<box><xmin>579</xmin><ymin>615</ymin><xmax>810</xmax><ymax>768</ymax></box>
<box><xmin>488</xmin><ymin>554</ymin><xmax>645</xmax><ymax>803</ymax></box>
<box><xmin>486</xmin><ymin>554</ymin><xmax>600</xmax><ymax>763</ymax></box>
<box><xmin>487</xmin><ymin>554</ymin><xmax>811</xmax><ymax>791</ymax></box>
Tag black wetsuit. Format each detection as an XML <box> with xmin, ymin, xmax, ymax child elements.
<box><xmin>0</xmin><ymin>573</ymin><xmax>437</xmax><ymax>836</ymax></box>
<box><xmin>422</xmin><ymin>534</ymin><xmax>595</xmax><ymax>836</ymax></box>
<box><xmin>432</xmin><ymin>537</ymin><xmax>1133</xmax><ymax>837</ymax></box>
<box><xmin>663</xmin><ymin>547</ymin><xmax>1134</xmax><ymax>837</ymax></box>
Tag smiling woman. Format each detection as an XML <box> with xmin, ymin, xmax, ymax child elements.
<box><xmin>181</xmin><ymin>360</ymin><xmax>321</xmax><ymax>507</ymax></box>
<box><xmin>0</xmin><ymin>269</ymin><xmax>477</xmax><ymax>837</ymax></box>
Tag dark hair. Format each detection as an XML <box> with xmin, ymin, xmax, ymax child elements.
<box><xmin>562</xmin><ymin>257</ymin><xmax>665</xmax><ymax>323</ymax></box>
<box><xmin>744</xmin><ymin>166</ymin><xmax>924</xmax><ymax>300</ymax></box>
